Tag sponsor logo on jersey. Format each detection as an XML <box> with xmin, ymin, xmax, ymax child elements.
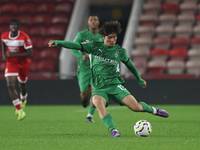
<box><xmin>115</xmin><ymin>53</ymin><xmax>118</xmax><ymax>58</ymax></box>
<box><xmin>27</xmin><ymin>39</ymin><xmax>31</xmax><ymax>45</ymax></box>
<box><xmin>98</xmin><ymin>49</ymin><xmax>102</xmax><ymax>53</ymax></box>
<box><xmin>95</xmin><ymin>55</ymin><xmax>117</xmax><ymax>65</ymax></box>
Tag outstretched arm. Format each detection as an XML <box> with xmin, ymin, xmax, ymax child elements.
<box><xmin>48</xmin><ymin>40</ymin><xmax>82</xmax><ymax>50</ymax></box>
<box><xmin>123</xmin><ymin>59</ymin><xmax>146</xmax><ymax>88</ymax></box>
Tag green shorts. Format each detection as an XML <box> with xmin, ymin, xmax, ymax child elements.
<box><xmin>92</xmin><ymin>84</ymin><xmax>131</xmax><ymax>105</ymax></box>
<box><xmin>77</xmin><ymin>69</ymin><xmax>92</xmax><ymax>92</ymax></box>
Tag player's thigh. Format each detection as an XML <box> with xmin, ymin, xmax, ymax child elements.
<box><xmin>77</xmin><ymin>71</ymin><xmax>92</xmax><ymax>92</ymax></box>
<box><xmin>121</xmin><ymin>95</ymin><xmax>142</xmax><ymax>111</ymax></box>
<box><xmin>18</xmin><ymin>63</ymin><xmax>30</xmax><ymax>83</ymax></box>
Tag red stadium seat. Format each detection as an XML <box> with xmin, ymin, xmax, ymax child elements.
<box><xmin>0</xmin><ymin>25</ymin><xmax>9</xmax><ymax>35</ymax></box>
<box><xmin>46</xmin><ymin>23</ymin><xmax>67</xmax><ymax>37</ymax></box>
<box><xmin>52</xmin><ymin>13</ymin><xmax>70</xmax><ymax>24</ymax></box>
<box><xmin>153</xmin><ymin>37</ymin><xmax>171</xmax><ymax>49</ymax></box>
<box><xmin>29</xmin><ymin>61</ymin><xmax>38</xmax><ymax>73</ymax></box>
<box><xmin>30</xmin><ymin>25</ymin><xmax>47</xmax><ymax>36</ymax></box>
<box><xmin>0</xmin><ymin>14</ymin><xmax>15</xmax><ymax>25</ymax></box>
<box><xmin>20</xmin><ymin>25</ymin><xmax>30</xmax><ymax>35</ymax></box>
<box><xmin>171</xmin><ymin>38</ymin><xmax>190</xmax><ymax>49</ymax></box>
<box><xmin>55</xmin><ymin>1</ymin><xmax>74</xmax><ymax>13</ymax></box>
<box><xmin>37</xmin><ymin>60</ymin><xmax>56</xmax><ymax>73</ymax></box>
<box><xmin>33</xmin><ymin>13</ymin><xmax>52</xmax><ymax>25</ymax></box>
<box><xmin>36</xmin><ymin>3</ymin><xmax>55</xmax><ymax>13</ymax></box>
<box><xmin>1</xmin><ymin>2</ymin><xmax>18</xmax><ymax>14</ymax></box>
<box><xmin>18</xmin><ymin>14</ymin><xmax>33</xmax><ymax>26</ymax></box>
<box><xmin>19</xmin><ymin>2</ymin><xmax>36</xmax><ymax>13</ymax></box>
<box><xmin>39</xmin><ymin>48</ymin><xmax>60</xmax><ymax>60</ymax></box>
<box><xmin>151</xmin><ymin>49</ymin><xmax>169</xmax><ymax>60</ymax></box>
<box><xmin>162</xmin><ymin>3</ymin><xmax>180</xmax><ymax>14</ymax></box>
<box><xmin>169</xmin><ymin>48</ymin><xmax>187</xmax><ymax>60</ymax></box>
<box><xmin>147</xmin><ymin>59</ymin><xmax>166</xmax><ymax>74</ymax></box>
<box><xmin>32</xmin><ymin>49</ymin><xmax>40</xmax><ymax>61</ymax></box>
<box><xmin>31</xmin><ymin>36</ymin><xmax>47</xmax><ymax>50</ymax></box>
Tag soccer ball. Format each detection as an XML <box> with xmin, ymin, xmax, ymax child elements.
<box><xmin>134</xmin><ymin>120</ymin><xmax>152</xmax><ymax>137</ymax></box>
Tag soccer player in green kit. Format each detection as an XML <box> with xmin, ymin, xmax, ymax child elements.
<box><xmin>71</xmin><ymin>16</ymin><xmax>103</xmax><ymax>122</ymax></box>
<box><xmin>48</xmin><ymin>21</ymin><xmax>169</xmax><ymax>137</ymax></box>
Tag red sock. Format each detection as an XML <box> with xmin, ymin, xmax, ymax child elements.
<box><xmin>12</xmin><ymin>99</ymin><xmax>22</xmax><ymax>110</ymax></box>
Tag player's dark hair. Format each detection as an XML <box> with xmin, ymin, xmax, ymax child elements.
<box><xmin>9</xmin><ymin>18</ymin><xmax>20</xmax><ymax>26</ymax></box>
<box><xmin>99</xmin><ymin>21</ymin><xmax>122</xmax><ymax>36</ymax></box>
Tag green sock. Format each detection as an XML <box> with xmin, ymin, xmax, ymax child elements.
<box><xmin>139</xmin><ymin>102</ymin><xmax>153</xmax><ymax>113</ymax></box>
<box><xmin>88</xmin><ymin>106</ymin><xmax>96</xmax><ymax>115</ymax></box>
<box><xmin>101</xmin><ymin>113</ymin><xmax>116</xmax><ymax>132</ymax></box>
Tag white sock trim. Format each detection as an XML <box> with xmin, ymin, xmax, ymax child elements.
<box><xmin>87</xmin><ymin>113</ymin><xmax>93</xmax><ymax>118</ymax></box>
<box><xmin>20</xmin><ymin>93</ymin><xmax>28</xmax><ymax>100</ymax></box>
<box><xmin>12</xmin><ymin>99</ymin><xmax>20</xmax><ymax>106</ymax></box>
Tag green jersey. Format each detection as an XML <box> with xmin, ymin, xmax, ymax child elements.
<box><xmin>71</xmin><ymin>29</ymin><xmax>103</xmax><ymax>71</ymax></box>
<box><xmin>81</xmin><ymin>41</ymin><xmax>129</xmax><ymax>89</ymax></box>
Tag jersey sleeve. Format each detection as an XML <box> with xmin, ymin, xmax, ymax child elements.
<box><xmin>71</xmin><ymin>33</ymin><xmax>84</xmax><ymax>58</ymax></box>
<box><xmin>23</xmin><ymin>33</ymin><xmax>33</xmax><ymax>49</ymax></box>
<box><xmin>80</xmin><ymin>42</ymin><xmax>93</xmax><ymax>54</ymax></box>
<box><xmin>120</xmin><ymin>49</ymin><xmax>129</xmax><ymax>63</ymax></box>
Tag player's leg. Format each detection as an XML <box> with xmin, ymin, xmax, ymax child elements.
<box><xmin>92</xmin><ymin>95</ymin><xmax>120</xmax><ymax>137</ymax></box>
<box><xmin>86</xmin><ymin>84</ymin><xmax>96</xmax><ymax>122</ymax></box>
<box><xmin>80</xmin><ymin>88</ymin><xmax>90</xmax><ymax>108</ymax></box>
<box><xmin>121</xmin><ymin>95</ymin><xmax>169</xmax><ymax>118</ymax></box>
<box><xmin>18</xmin><ymin>82</ymin><xmax>28</xmax><ymax>110</ymax></box>
<box><xmin>6</xmin><ymin>76</ymin><xmax>26</xmax><ymax>120</ymax></box>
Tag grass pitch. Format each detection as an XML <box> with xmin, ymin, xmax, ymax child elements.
<box><xmin>0</xmin><ymin>105</ymin><xmax>200</xmax><ymax>150</ymax></box>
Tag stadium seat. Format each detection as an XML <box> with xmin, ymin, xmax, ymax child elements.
<box><xmin>134</xmin><ymin>38</ymin><xmax>152</xmax><ymax>49</ymax></box>
<box><xmin>161</xmin><ymin>3</ymin><xmax>180</xmax><ymax>14</ymax></box>
<box><xmin>180</xmin><ymin>2</ymin><xmax>198</xmax><ymax>15</ymax></box>
<box><xmin>20</xmin><ymin>25</ymin><xmax>30</xmax><ymax>35</ymax></box>
<box><xmin>147</xmin><ymin>59</ymin><xmax>166</xmax><ymax>74</ymax></box>
<box><xmin>171</xmin><ymin>38</ymin><xmax>190</xmax><ymax>49</ymax></box>
<box><xmin>137</xmin><ymin>26</ymin><xmax>155</xmax><ymax>38</ymax></box>
<box><xmin>32</xmin><ymin>49</ymin><xmax>40</xmax><ymax>61</ymax></box>
<box><xmin>151</xmin><ymin>48</ymin><xmax>169</xmax><ymax>60</ymax></box>
<box><xmin>31</xmin><ymin>36</ymin><xmax>47</xmax><ymax>50</ymax></box>
<box><xmin>0</xmin><ymin>14</ymin><xmax>15</xmax><ymax>25</ymax></box>
<box><xmin>39</xmin><ymin>48</ymin><xmax>59</xmax><ymax>60</ymax></box>
<box><xmin>132</xmin><ymin>59</ymin><xmax>147</xmax><ymax>75</ymax></box>
<box><xmin>177</xmin><ymin>14</ymin><xmax>195</xmax><ymax>26</ymax></box>
<box><xmin>193</xmin><ymin>25</ymin><xmax>200</xmax><ymax>37</ymax></box>
<box><xmin>0</xmin><ymin>2</ymin><xmax>18</xmax><ymax>14</ymax></box>
<box><xmin>169</xmin><ymin>48</ymin><xmax>187</xmax><ymax>60</ymax></box>
<box><xmin>167</xmin><ymin>60</ymin><xmax>185</xmax><ymax>74</ymax></box>
<box><xmin>33</xmin><ymin>13</ymin><xmax>52</xmax><ymax>25</ymax></box>
<box><xmin>131</xmin><ymin>49</ymin><xmax>150</xmax><ymax>61</ymax></box>
<box><xmin>30</xmin><ymin>25</ymin><xmax>47</xmax><ymax>36</ymax></box>
<box><xmin>36</xmin><ymin>3</ymin><xmax>55</xmax><ymax>13</ymax></box>
<box><xmin>190</xmin><ymin>37</ymin><xmax>200</xmax><ymax>48</ymax></box>
<box><xmin>55</xmin><ymin>1</ymin><xmax>74</xmax><ymax>13</ymax></box>
<box><xmin>153</xmin><ymin>37</ymin><xmax>171</xmax><ymax>49</ymax></box>
<box><xmin>155</xmin><ymin>25</ymin><xmax>174</xmax><ymax>38</ymax></box>
<box><xmin>143</xmin><ymin>3</ymin><xmax>161</xmax><ymax>15</ymax></box>
<box><xmin>187</xmin><ymin>49</ymin><xmax>200</xmax><ymax>61</ymax></box>
<box><xmin>140</xmin><ymin>14</ymin><xmax>158</xmax><ymax>26</ymax></box>
<box><xmin>158</xmin><ymin>14</ymin><xmax>177</xmax><ymax>26</ymax></box>
<box><xmin>19</xmin><ymin>2</ymin><xmax>36</xmax><ymax>13</ymax></box>
<box><xmin>185</xmin><ymin>60</ymin><xmax>200</xmax><ymax>75</ymax></box>
<box><xmin>29</xmin><ymin>61</ymin><xmax>38</xmax><ymax>73</ymax></box>
<box><xmin>37</xmin><ymin>60</ymin><xmax>56</xmax><ymax>73</ymax></box>
<box><xmin>174</xmin><ymin>25</ymin><xmax>192</xmax><ymax>38</ymax></box>
<box><xmin>18</xmin><ymin>14</ymin><xmax>33</xmax><ymax>26</ymax></box>
<box><xmin>46</xmin><ymin>23</ymin><xmax>67</xmax><ymax>37</ymax></box>
<box><xmin>0</xmin><ymin>25</ymin><xmax>9</xmax><ymax>35</ymax></box>
<box><xmin>52</xmin><ymin>13</ymin><xmax>70</xmax><ymax>24</ymax></box>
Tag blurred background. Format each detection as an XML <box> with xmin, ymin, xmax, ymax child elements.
<box><xmin>0</xmin><ymin>0</ymin><xmax>200</xmax><ymax>105</ymax></box>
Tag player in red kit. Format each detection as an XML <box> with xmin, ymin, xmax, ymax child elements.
<box><xmin>1</xmin><ymin>18</ymin><xmax>33</xmax><ymax>121</ymax></box>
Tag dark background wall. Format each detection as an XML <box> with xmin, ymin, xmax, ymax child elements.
<box><xmin>0</xmin><ymin>79</ymin><xmax>199</xmax><ymax>105</ymax></box>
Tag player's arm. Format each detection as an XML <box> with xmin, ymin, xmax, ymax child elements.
<box><xmin>48</xmin><ymin>40</ymin><xmax>83</xmax><ymax>51</ymax></box>
<box><xmin>7</xmin><ymin>48</ymin><xmax>33</xmax><ymax>58</ymax></box>
<box><xmin>70</xmin><ymin>33</ymin><xmax>84</xmax><ymax>58</ymax></box>
<box><xmin>1</xmin><ymin>41</ymin><xmax>7</xmax><ymax>61</ymax></box>
<box><xmin>123</xmin><ymin>58</ymin><xmax>146</xmax><ymax>88</ymax></box>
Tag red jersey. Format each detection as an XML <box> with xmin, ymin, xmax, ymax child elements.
<box><xmin>1</xmin><ymin>30</ymin><xmax>33</xmax><ymax>67</ymax></box>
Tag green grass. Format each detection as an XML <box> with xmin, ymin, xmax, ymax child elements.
<box><xmin>0</xmin><ymin>105</ymin><xmax>200</xmax><ymax>150</ymax></box>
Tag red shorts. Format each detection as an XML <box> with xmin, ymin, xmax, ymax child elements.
<box><xmin>5</xmin><ymin>62</ymin><xmax>30</xmax><ymax>83</ymax></box>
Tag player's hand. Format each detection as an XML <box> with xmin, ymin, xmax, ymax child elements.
<box><xmin>82</xmin><ymin>54</ymin><xmax>89</xmax><ymax>61</ymax></box>
<box><xmin>142</xmin><ymin>80</ymin><xmax>147</xmax><ymax>88</ymax></box>
<box><xmin>48</xmin><ymin>40</ymin><xmax>55</xmax><ymax>47</ymax></box>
